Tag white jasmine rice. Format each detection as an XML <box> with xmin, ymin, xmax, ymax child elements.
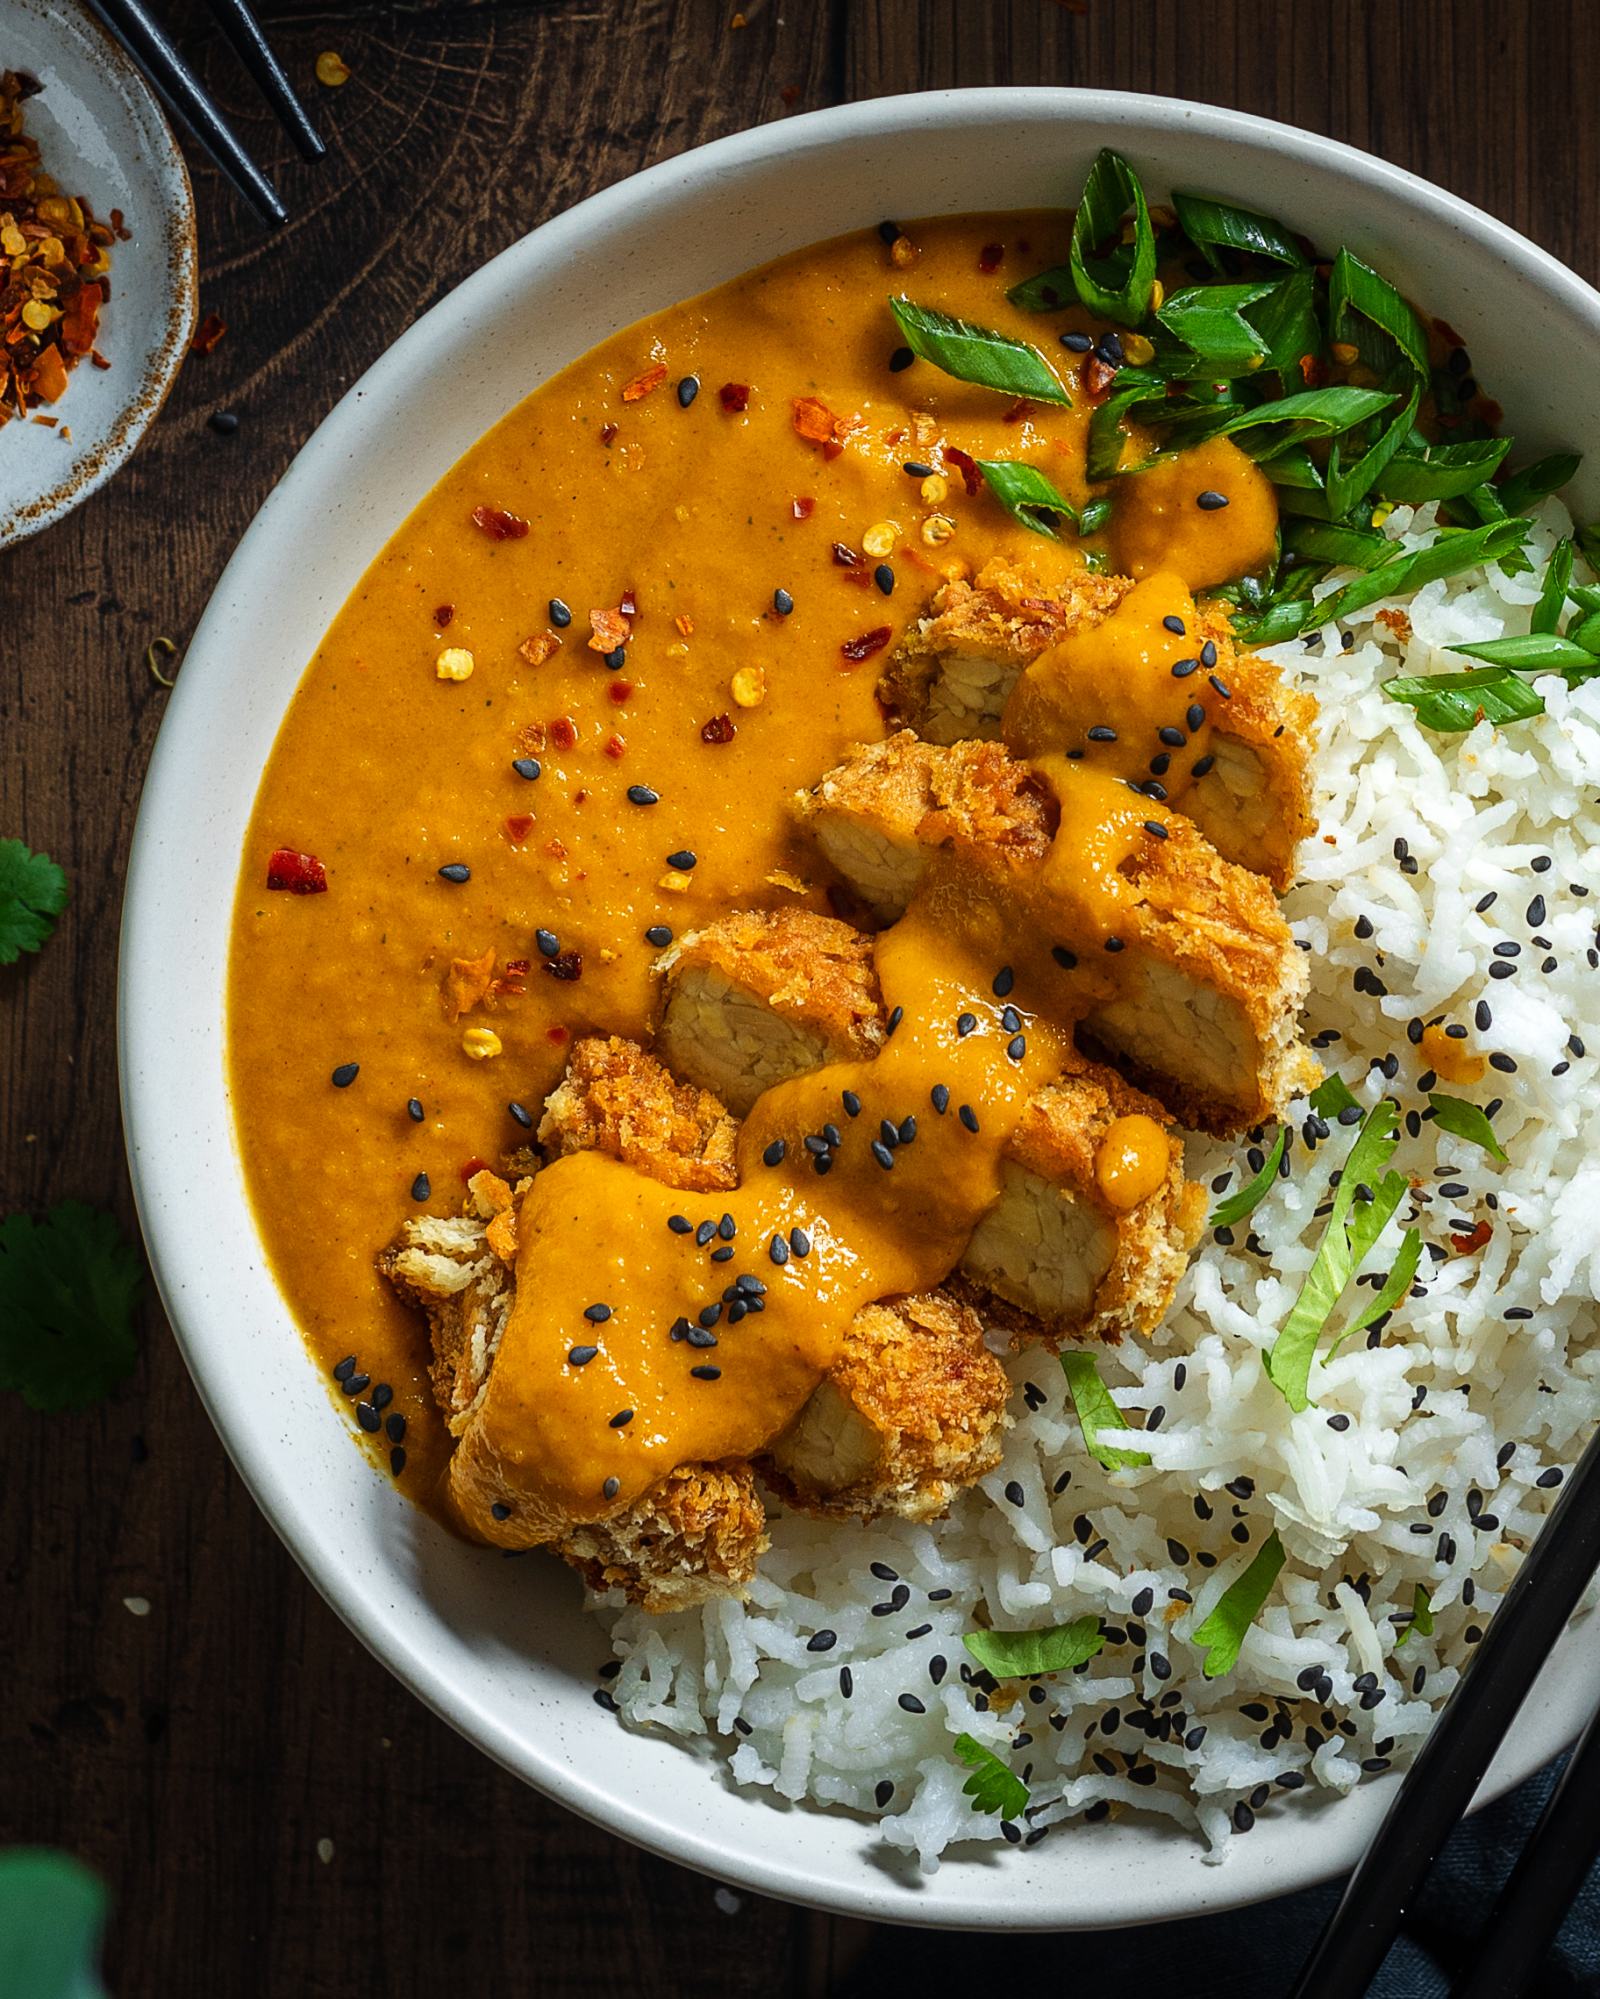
<box><xmin>602</xmin><ymin>498</ymin><xmax>1600</xmax><ymax>1867</ymax></box>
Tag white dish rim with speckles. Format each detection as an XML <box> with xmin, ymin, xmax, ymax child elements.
<box><xmin>119</xmin><ymin>89</ymin><xmax>1600</xmax><ymax>1929</ymax></box>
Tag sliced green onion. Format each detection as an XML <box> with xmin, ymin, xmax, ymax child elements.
<box><xmin>1326</xmin><ymin>383</ymin><xmax>1421</xmax><ymax>518</ymax></box>
<box><xmin>1004</xmin><ymin>265</ymin><xmax>1078</xmax><ymax>313</ymax></box>
<box><xmin>976</xmin><ymin>460</ymin><xmax>1078</xmax><ymax>538</ymax></box>
<box><xmin>1447</xmin><ymin>631</ymin><xmax>1597</xmax><ymax>672</ymax></box>
<box><xmin>1285</xmin><ymin>519</ymin><xmax>1392</xmax><ymax>570</ymax></box>
<box><xmin>1383</xmin><ymin>666</ymin><xmax>1550</xmax><ymax>732</ymax></box>
<box><xmin>1379</xmin><ymin>436</ymin><xmax>1513</xmax><ymax>503</ymax></box>
<box><xmin>1172</xmin><ymin>191</ymin><xmax>1309</xmax><ymax>269</ymax></box>
<box><xmin>1497</xmin><ymin>453</ymin><xmax>1581</xmax><ymax>514</ymax></box>
<box><xmin>1156</xmin><ymin>281</ymin><xmax>1275</xmax><ymax>369</ymax></box>
<box><xmin>887</xmin><ymin>298</ymin><xmax>1071</xmax><ymax>405</ymax></box>
<box><xmin>1327</xmin><ymin>247</ymin><xmax>1429</xmax><ymax>378</ymax></box>
<box><xmin>1070</xmin><ymin>149</ymin><xmax>1157</xmax><ymax>328</ymax></box>
<box><xmin>1531</xmin><ymin>537</ymin><xmax>1574</xmax><ymax>637</ymax></box>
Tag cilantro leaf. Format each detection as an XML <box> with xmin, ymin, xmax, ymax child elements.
<box><xmin>0</xmin><ymin>839</ymin><xmax>69</xmax><ymax>965</ymax></box>
<box><xmin>1428</xmin><ymin>1092</ymin><xmax>1508</xmax><ymax>1162</ymax></box>
<box><xmin>1060</xmin><ymin>1350</ymin><xmax>1151</xmax><ymax>1470</ymax></box>
<box><xmin>1210</xmin><ymin>1125</ymin><xmax>1286</xmax><ymax>1228</ymax></box>
<box><xmin>0</xmin><ymin>1204</ymin><xmax>144</xmax><ymax>1410</ymax></box>
<box><xmin>1265</xmin><ymin>1101</ymin><xmax>1408</xmax><ymax>1410</ymax></box>
<box><xmin>952</xmin><ymin>1733</ymin><xmax>1030</xmax><ymax>1820</ymax></box>
<box><xmin>963</xmin><ymin>1614</ymin><xmax>1104</xmax><ymax>1680</ymax></box>
<box><xmin>1192</xmin><ymin>1531</ymin><xmax>1286</xmax><ymax>1679</ymax></box>
<box><xmin>1309</xmin><ymin>1072</ymin><xmax>1360</xmax><ymax>1119</ymax></box>
<box><xmin>1395</xmin><ymin>1583</ymin><xmax>1435</xmax><ymax>1651</ymax></box>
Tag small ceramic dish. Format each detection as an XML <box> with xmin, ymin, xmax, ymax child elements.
<box><xmin>0</xmin><ymin>0</ymin><xmax>196</xmax><ymax>547</ymax></box>
<box><xmin>120</xmin><ymin>89</ymin><xmax>1600</xmax><ymax>1929</ymax></box>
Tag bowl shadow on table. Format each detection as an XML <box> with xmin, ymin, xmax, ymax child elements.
<box><xmin>392</xmin><ymin>1482</ymin><xmax>999</xmax><ymax>1894</ymax></box>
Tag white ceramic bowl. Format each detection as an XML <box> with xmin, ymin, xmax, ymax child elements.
<box><xmin>120</xmin><ymin>90</ymin><xmax>1600</xmax><ymax>1929</ymax></box>
<box><xmin>0</xmin><ymin>0</ymin><xmax>196</xmax><ymax>547</ymax></box>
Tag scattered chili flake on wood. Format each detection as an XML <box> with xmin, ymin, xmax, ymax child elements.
<box><xmin>0</xmin><ymin>72</ymin><xmax>117</xmax><ymax>423</ymax></box>
<box><xmin>519</xmin><ymin>631</ymin><xmax>560</xmax><ymax>666</ymax></box>
<box><xmin>265</xmin><ymin>848</ymin><xmax>328</xmax><ymax>894</ymax></box>
<box><xmin>190</xmin><ymin>311</ymin><xmax>227</xmax><ymax>356</ymax></box>
<box><xmin>841</xmin><ymin>627</ymin><xmax>892</xmax><ymax>664</ymax></box>
<box><xmin>942</xmin><ymin>446</ymin><xmax>981</xmax><ymax>496</ymax></box>
<box><xmin>701</xmin><ymin>713</ymin><xmax>736</xmax><ymax>744</ymax></box>
<box><xmin>588</xmin><ymin>606</ymin><xmax>630</xmax><ymax>653</ymax></box>
<box><xmin>543</xmin><ymin>949</ymin><xmax>583</xmax><ymax>982</ymax></box>
<box><xmin>471</xmin><ymin>504</ymin><xmax>528</xmax><ymax>541</ymax></box>
<box><xmin>621</xmin><ymin>361</ymin><xmax>667</xmax><ymax>402</ymax></box>
<box><xmin>718</xmin><ymin>382</ymin><xmax>750</xmax><ymax>413</ymax></box>
<box><xmin>1451</xmin><ymin>1219</ymin><xmax>1493</xmax><ymax>1256</ymax></box>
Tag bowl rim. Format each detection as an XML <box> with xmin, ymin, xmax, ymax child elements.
<box><xmin>119</xmin><ymin>84</ymin><xmax>1600</xmax><ymax>1930</ymax></box>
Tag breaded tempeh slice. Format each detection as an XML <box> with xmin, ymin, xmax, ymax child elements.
<box><xmin>554</xmin><ymin>1461</ymin><xmax>769</xmax><ymax>1613</ymax></box>
<box><xmin>653</xmin><ymin>907</ymin><xmax>886</xmax><ymax>1116</ymax></box>
<box><xmin>539</xmin><ymin>1032</ymin><xmax>739</xmax><ymax>1190</ymax></box>
<box><xmin>890</xmin><ymin>564</ymin><xmax>1316</xmax><ymax>890</ymax></box>
<box><xmin>880</xmin><ymin>554</ymin><xmax>1130</xmax><ymax>743</ymax></box>
<box><xmin>654</xmin><ymin>909</ymin><xmax>1202</xmax><ymax>1338</ymax></box>
<box><xmin>796</xmin><ymin>730</ymin><xmax>1054</xmax><ymax>923</ymax></box>
<box><xmin>763</xmin><ymin>1290</ymin><xmax>1010</xmax><ymax>1521</ymax></box>
<box><xmin>793</xmin><ymin>733</ymin><xmax>1316</xmax><ymax>1133</ymax></box>
<box><xmin>962</xmin><ymin>1069</ymin><xmax>1206</xmax><ymax>1339</ymax></box>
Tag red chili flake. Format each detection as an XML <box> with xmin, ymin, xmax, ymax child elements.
<box><xmin>1451</xmin><ymin>1219</ymin><xmax>1493</xmax><ymax>1255</ymax></box>
<box><xmin>599</xmin><ymin>422</ymin><xmax>618</xmax><ymax>445</ymax></box>
<box><xmin>701</xmin><ymin>713</ymin><xmax>736</xmax><ymax>745</ymax></box>
<box><xmin>719</xmin><ymin>382</ymin><xmax>750</xmax><ymax>413</ymax></box>
<box><xmin>792</xmin><ymin>496</ymin><xmax>815</xmax><ymax>520</ymax></box>
<box><xmin>620</xmin><ymin>361</ymin><xmax>667</xmax><ymax>402</ymax></box>
<box><xmin>434</xmin><ymin>603</ymin><xmax>455</xmax><ymax>627</ymax></box>
<box><xmin>546</xmin><ymin>1024</ymin><xmax>570</xmax><ymax>1045</ymax></box>
<box><xmin>190</xmin><ymin>311</ymin><xmax>227</xmax><ymax>355</ymax></box>
<box><xmin>1082</xmin><ymin>356</ymin><xmax>1116</xmax><ymax>398</ymax></box>
<box><xmin>549</xmin><ymin>716</ymin><xmax>578</xmax><ymax>749</ymax></box>
<box><xmin>603</xmin><ymin>734</ymin><xmax>626</xmax><ymax>760</ymax></box>
<box><xmin>607</xmin><ymin>679</ymin><xmax>632</xmax><ymax>704</ymax></box>
<box><xmin>545</xmin><ymin>838</ymin><xmax>568</xmax><ymax>859</ymax></box>
<box><xmin>618</xmin><ymin>588</ymin><xmax>639</xmax><ymax>619</ymax></box>
<box><xmin>978</xmin><ymin>242</ymin><xmax>1004</xmax><ymax>273</ymax></box>
<box><xmin>503</xmin><ymin>814</ymin><xmax>534</xmax><ymax>842</ymax></box>
<box><xmin>459</xmin><ymin>1157</ymin><xmax>490</xmax><ymax>1183</ymax></box>
<box><xmin>943</xmin><ymin>446</ymin><xmax>981</xmax><ymax>496</ymax></box>
<box><xmin>543</xmin><ymin>949</ymin><xmax>583</xmax><ymax>982</ymax></box>
<box><xmin>840</xmin><ymin>568</ymin><xmax>872</xmax><ymax>589</ymax></box>
<box><xmin>832</xmin><ymin>541</ymin><xmax>861</xmax><ymax>566</ymax></box>
<box><xmin>841</xmin><ymin>627</ymin><xmax>892</xmax><ymax>663</ymax></box>
<box><xmin>497</xmin><ymin>959</ymin><xmax>530</xmax><ymax>997</ymax></box>
<box><xmin>1002</xmin><ymin>398</ymin><xmax>1033</xmax><ymax>424</ymax></box>
<box><xmin>471</xmin><ymin>505</ymin><xmax>529</xmax><ymax>541</ymax></box>
<box><xmin>265</xmin><ymin>848</ymin><xmax>328</xmax><ymax>894</ymax></box>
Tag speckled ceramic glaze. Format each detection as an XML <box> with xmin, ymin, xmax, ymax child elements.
<box><xmin>119</xmin><ymin>91</ymin><xmax>1600</xmax><ymax>1928</ymax></box>
<box><xmin>0</xmin><ymin>0</ymin><xmax>196</xmax><ymax>547</ymax></box>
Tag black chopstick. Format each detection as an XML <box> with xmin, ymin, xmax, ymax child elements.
<box><xmin>1449</xmin><ymin>1691</ymin><xmax>1600</xmax><ymax>1999</ymax></box>
<box><xmin>1289</xmin><ymin>1417</ymin><xmax>1600</xmax><ymax>1997</ymax></box>
<box><xmin>87</xmin><ymin>0</ymin><xmax>287</xmax><ymax>226</ymax></box>
<box><xmin>203</xmin><ymin>0</ymin><xmax>325</xmax><ymax>162</ymax></box>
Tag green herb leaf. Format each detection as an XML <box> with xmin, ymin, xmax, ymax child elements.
<box><xmin>0</xmin><ymin>1203</ymin><xmax>144</xmax><ymax>1412</ymax></box>
<box><xmin>1079</xmin><ymin>495</ymin><xmax>1113</xmax><ymax>536</ymax></box>
<box><xmin>1428</xmin><ymin>1092</ymin><xmax>1508</xmax><ymax>1161</ymax></box>
<box><xmin>1192</xmin><ymin>1532</ymin><xmax>1286</xmax><ymax>1679</ymax></box>
<box><xmin>1262</xmin><ymin>442</ymin><xmax>1325</xmax><ymax>492</ymax></box>
<box><xmin>977</xmin><ymin>459</ymin><xmax>1078</xmax><ymax>538</ymax></box>
<box><xmin>1245</xmin><ymin>267</ymin><xmax>1321</xmax><ymax>387</ymax></box>
<box><xmin>1285</xmin><ymin>518</ymin><xmax>1392</xmax><ymax>571</ymax></box>
<box><xmin>1172</xmin><ymin>191</ymin><xmax>1308</xmax><ymax>269</ymax></box>
<box><xmin>1265</xmin><ymin>1101</ymin><xmax>1407</xmax><ymax>1410</ymax></box>
<box><xmin>1384</xmin><ymin>666</ymin><xmax>1549</xmax><ymax>732</ymax></box>
<box><xmin>1156</xmin><ymin>281</ymin><xmax>1275</xmax><ymax>369</ymax></box>
<box><xmin>1004</xmin><ymin>265</ymin><xmax>1079</xmax><ymax>313</ymax></box>
<box><xmin>887</xmin><ymin>298</ymin><xmax>1071</xmax><ymax>406</ymax></box>
<box><xmin>963</xmin><ymin>1614</ymin><xmax>1105</xmax><ymax>1680</ymax></box>
<box><xmin>1060</xmin><ymin>1350</ymin><xmax>1151</xmax><ymax>1471</ymax></box>
<box><xmin>1447</xmin><ymin>631</ymin><xmax>1598</xmax><ymax>672</ymax></box>
<box><xmin>1211</xmin><ymin>1126</ymin><xmax>1287</xmax><ymax>1228</ymax></box>
<box><xmin>1260</xmin><ymin>517</ymin><xmax>1531</xmax><ymax>644</ymax></box>
<box><xmin>1086</xmin><ymin>385</ymin><xmax>1147</xmax><ymax>480</ymax></box>
<box><xmin>952</xmin><ymin>1733</ymin><xmax>1030</xmax><ymax>1820</ymax></box>
<box><xmin>1327</xmin><ymin>383</ymin><xmax>1422</xmax><ymax>518</ymax></box>
<box><xmin>1309</xmin><ymin>1072</ymin><xmax>1360</xmax><ymax>1119</ymax></box>
<box><xmin>1328</xmin><ymin>1227</ymin><xmax>1422</xmax><ymax>1355</ymax></box>
<box><xmin>1395</xmin><ymin>1583</ymin><xmax>1435</xmax><ymax>1650</ymax></box>
<box><xmin>1498</xmin><ymin>453</ymin><xmax>1581</xmax><ymax>514</ymax></box>
<box><xmin>1070</xmin><ymin>149</ymin><xmax>1157</xmax><ymax>328</ymax></box>
<box><xmin>1168</xmin><ymin>385</ymin><xmax>1399</xmax><ymax>457</ymax></box>
<box><xmin>1379</xmin><ymin>436</ymin><xmax>1514</xmax><ymax>503</ymax></box>
<box><xmin>1531</xmin><ymin>537</ymin><xmax>1575</xmax><ymax>637</ymax></box>
<box><xmin>0</xmin><ymin>839</ymin><xmax>69</xmax><ymax>966</ymax></box>
<box><xmin>1327</xmin><ymin>248</ymin><xmax>1429</xmax><ymax>378</ymax></box>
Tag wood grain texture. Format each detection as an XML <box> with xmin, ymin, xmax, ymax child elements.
<box><xmin>1</xmin><ymin>3</ymin><xmax>1596</xmax><ymax>1991</ymax></box>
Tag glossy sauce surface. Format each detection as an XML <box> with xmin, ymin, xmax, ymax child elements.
<box><xmin>228</xmin><ymin>213</ymin><xmax>1277</xmax><ymax>1525</ymax></box>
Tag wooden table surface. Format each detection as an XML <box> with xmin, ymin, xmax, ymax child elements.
<box><xmin>4</xmin><ymin>3</ymin><xmax>1597</xmax><ymax>1990</ymax></box>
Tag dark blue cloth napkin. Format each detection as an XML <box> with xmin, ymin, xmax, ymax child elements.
<box><xmin>836</xmin><ymin>1756</ymin><xmax>1600</xmax><ymax>1996</ymax></box>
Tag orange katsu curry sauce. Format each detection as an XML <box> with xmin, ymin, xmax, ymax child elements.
<box><xmin>228</xmin><ymin>213</ymin><xmax>1278</xmax><ymax>1534</ymax></box>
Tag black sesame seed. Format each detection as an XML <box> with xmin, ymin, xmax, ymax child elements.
<box><xmin>389</xmin><ymin>1445</ymin><xmax>407</xmax><ymax>1476</ymax></box>
<box><xmin>603</xmin><ymin>647</ymin><xmax>627</xmax><ymax>669</ymax></box>
<box><xmin>666</xmin><ymin>850</ymin><xmax>697</xmax><ymax>871</ymax></box>
<box><xmin>790</xmin><ymin>1228</ymin><xmax>810</xmax><ymax>1257</ymax></box>
<box><xmin>535</xmin><ymin>928</ymin><xmax>561</xmax><ymax>958</ymax></box>
<box><xmin>568</xmin><ymin>1345</ymin><xmax>598</xmax><ymax>1366</ymax></box>
<box><xmin>549</xmin><ymin>598</ymin><xmax>573</xmax><ymax>627</ymax></box>
<box><xmin>1144</xmin><ymin>820</ymin><xmax>1168</xmax><ymax>840</ymax></box>
<box><xmin>1171</xmin><ymin>657</ymin><xmax>1199</xmax><ymax>679</ymax></box>
<box><xmin>355</xmin><ymin>1401</ymin><xmax>380</xmax><ymax>1433</ymax></box>
<box><xmin>626</xmin><ymin>784</ymin><xmax>659</xmax><ymax>806</ymax></box>
<box><xmin>342</xmin><ymin>1373</ymin><xmax>369</xmax><ymax>1397</ymax></box>
<box><xmin>874</xmin><ymin>564</ymin><xmax>895</xmax><ymax>595</ymax></box>
<box><xmin>871</xmin><ymin>1139</ymin><xmax>895</xmax><ymax>1170</ymax></box>
<box><xmin>807</xmin><ymin>1629</ymin><xmax>837</xmax><ymax>1653</ymax></box>
<box><xmin>902</xmin><ymin>460</ymin><xmax>936</xmax><ymax>478</ymax></box>
<box><xmin>889</xmin><ymin>346</ymin><xmax>915</xmax><ymax>372</ymax></box>
<box><xmin>644</xmin><ymin>924</ymin><xmax>672</xmax><ymax>947</ymax></box>
<box><xmin>710</xmin><ymin>1244</ymin><xmax>735</xmax><ymax>1263</ymax></box>
<box><xmin>885</xmin><ymin>1005</ymin><xmax>903</xmax><ymax>1035</ymax></box>
<box><xmin>958</xmin><ymin>1105</ymin><xmax>979</xmax><ymax>1133</ymax></box>
<box><xmin>490</xmin><ymin>1501</ymin><xmax>512</xmax><ymax>1521</ymax></box>
<box><xmin>676</xmin><ymin>374</ymin><xmax>700</xmax><ymax>407</ymax></box>
<box><xmin>1052</xmin><ymin>945</ymin><xmax>1078</xmax><ymax>969</ymax></box>
<box><xmin>897</xmin><ymin>1693</ymin><xmax>926</xmax><ymax>1715</ymax></box>
<box><xmin>1537</xmin><ymin>1467</ymin><xmax>1564</xmax><ymax>1489</ymax></box>
<box><xmin>668</xmin><ymin>1213</ymin><xmax>692</xmax><ymax>1234</ymax></box>
<box><xmin>608</xmin><ymin>1409</ymin><xmax>633</xmax><ymax>1429</ymax></box>
<box><xmin>602</xmin><ymin>1476</ymin><xmax>620</xmax><ymax>1500</ymax></box>
<box><xmin>331</xmin><ymin>1063</ymin><xmax>360</xmax><ymax>1088</ymax></box>
<box><xmin>839</xmin><ymin>1667</ymin><xmax>853</xmax><ymax>1696</ymax></box>
<box><xmin>773</xmin><ymin>588</ymin><xmax>794</xmax><ymax>616</ymax></box>
<box><xmin>690</xmin><ymin>1365</ymin><xmax>722</xmax><ymax>1381</ymax></box>
<box><xmin>1087</xmin><ymin>724</ymin><xmax>1118</xmax><ymax>743</ymax></box>
<box><xmin>1191</xmin><ymin>755</ymin><xmax>1215</xmax><ymax>778</ymax></box>
<box><xmin>1158</xmin><ymin>725</ymin><xmax>1186</xmax><ymax>748</ymax></box>
<box><xmin>437</xmin><ymin>864</ymin><xmax>471</xmax><ymax>884</ymax></box>
<box><xmin>209</xmin><ymin>410</ymin><xmax>240</xmax><ymax>435</ymax></box>
<box><xmin>931</xmin><ymin>1083</ymin><xmax>950</xmax><ymax>1113</ymax></box>
<box><xmin>718</xmin><ymin>1213</ymin><xmax>736</xmax><ymax>1240</ymax></box>
<box><xmin>512</xmin><ymin>756</ymin><xmax>542</xmax><ymax>781</ymax></box>
<box><xmin>957</xmin><ymin>1012</ymin><xmax>977</xmax><ymax>1037</ymax></box>
<box><xmin>410</xmin><ymin>1171</ymin><xmax>431</xmax><ymax>1201</ymax></box>
<box><xmin>992</xmin><ymin>965</ymin><xmax>1015</xmax><ymax>997</ymax></box>
<box><xmin>1163</xmin><ymin>615</ymin><xmax>1187</xmax><ymax>636</ymax></box>
<box><xmin>1061</xmin><ymin>331</ymin><xmax>1094</xmax><ymax>352</ymax></box>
